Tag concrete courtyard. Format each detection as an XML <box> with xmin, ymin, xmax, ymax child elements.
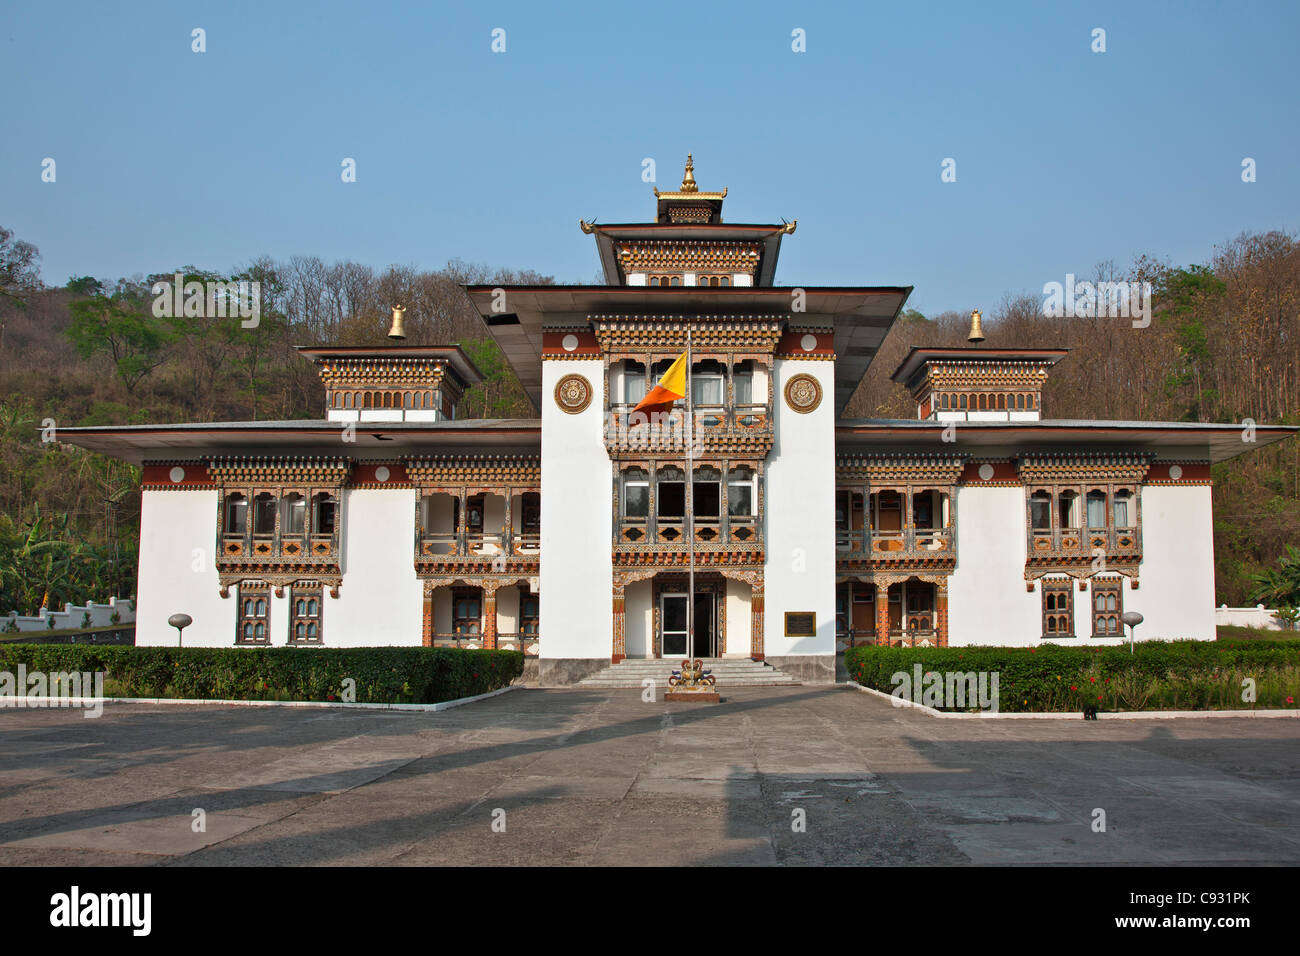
<box><xmin>1</xmin><ymin>686</ymin><xmax>1298</xmax><ymax>865</ymax></box>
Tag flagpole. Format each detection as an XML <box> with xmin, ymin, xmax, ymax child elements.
<box><xmin>686</xmin><ymin>325</ymin><xmax>694</xmax><ymax>660</ymax></box>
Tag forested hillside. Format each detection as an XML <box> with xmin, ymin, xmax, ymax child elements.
<box><xmin>0</xmin><ymin>226</ymin><xmax>1296</xmax><ymax>615</ymax></box>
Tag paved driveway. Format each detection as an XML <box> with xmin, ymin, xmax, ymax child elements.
<box><xmin>1</xmin><ymin>686</ymin><xmax>1298</xmax><ymax>865</ymax></box>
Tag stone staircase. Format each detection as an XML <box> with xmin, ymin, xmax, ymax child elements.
<box><xmin>577</xmin><ymin>657</ymin><xmax>800</xmax><ymax>689</ymax></box>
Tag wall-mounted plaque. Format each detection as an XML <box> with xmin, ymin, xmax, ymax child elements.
<box><xmin>784</xmin><ymin>611</ymin><xmax>816</xmax><ymax>637</ymax></box>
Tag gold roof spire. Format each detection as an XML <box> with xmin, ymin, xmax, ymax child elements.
<box><xmin>652</xmin><ymin>153</ymin><xmax>727</xmax><ymax>201</ymax></box>
<box><xmin>680</xmin><ymin>154</ymin><xmax>698</xmax><ymax>193</ymax></box>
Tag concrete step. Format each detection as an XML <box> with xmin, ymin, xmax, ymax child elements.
<box><xmin>578</xmin><ymin>658</ymin><xmax>800</xmax><ymax>688</ymax></box>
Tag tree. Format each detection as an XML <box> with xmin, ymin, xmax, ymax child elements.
<box><xmin>65</xmin><ymin>283</ymin><xmax>174</xmax><ymax>394</ymax></box>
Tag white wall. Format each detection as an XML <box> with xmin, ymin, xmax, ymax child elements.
<box><xmin>947</xmin><ymin>485</ymin><xmax>1040</xmax><ymax>646</ymax></box>
<box><xmin>328</xmin><ymin>488</ymin><xmax>423</xmax><ymax>645</ymax></box>
<box><xmin>725</xmin><ymin>578</ymin><xmax>751</xmax><ymax>656</ymax></box>
<box><xmin>540</xmin><ymin>358</ymin><xmax>613</xmax><ymax>659</ymax></box>
<box><xmin>626</xmin><ymin>580</ymin><xmax>652</xmax><ymax>657</ymax></box>
<box><xmin>1125</xmin><ymin>484</ymin><xmax>1216</xmax><ymax>641</ymax></box>
<box><xmin>949</xmin><ymin>483</ymin><xmax>1217</xmax><ymax>645</ymax></box>
<box><xmin>136</xmin><ymin>489</ymin><xmax>230</xmax><ymax>646</ymax></box>
<box><xmin>763</xmin><ymin>359</ymin><xmax>836</xmax><ymax>656</ymax></box>
<box><xmin>1216</xmin><ymin>606</ymin><xmax>1282</xmax><ymax>629</ymax></box>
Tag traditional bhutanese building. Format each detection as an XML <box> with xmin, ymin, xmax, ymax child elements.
<box><xmin>59</xmin><ymin>157</ymin><xmax>1297</xmax><ymax>684</ymax></box>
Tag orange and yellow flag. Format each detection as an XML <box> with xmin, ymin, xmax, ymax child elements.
<box><xmin>632</xmin><ymin>352</ymin><xmax>687</xmax><ymax>418</ymax></box>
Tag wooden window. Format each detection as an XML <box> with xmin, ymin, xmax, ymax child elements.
<box><xmin>1042</xmin><ymin>581</ymin><xmax>1073</xmax><ymax>637</ymax></box>
<box><xmin>657</xmin><ymin>467</ymin><xmax>685</xmax><ymax>518</ymax></box>
<box><xmin>1092</xmin><ymin>581</ymin><xmax>1122</xmax><ymax>636</ymax></box>
<box><xmin>466</xmin><ymin>495</ymin><xmax>485</xmax><ymax>534</ymax></box>
<box><xmin>691</xmin><ymin>363</ymin><xmax>724</xmax><ymax>406</ymax></box>
<box><xmin>313</xmin><ymin>493</ymin><xmax>337</xmax><ymax>536</ymax></box>
<box><xmin>958</xmin><ymin>394</ymin><xmax>967</xmax><ymax>410</ymax></box>
<box><xmin>727</xmin><ymin>467</ymin><xmax>754</xmax><ymax>518</ymax></box>
<box><xmin>253</xmin><ymin>493</ymin><xmax>276</xmax><ymax>535</ymax></box>
<box><xmin>692</xmin><ymin>466</ymin><xmax>721</xmax><ymax>520</ymax></box>
<box><xmin>452</xmin><ymin>588</ymin><xmax>481</xmax><ymax>635</ymax></box>
<box><xmin>280</xmin><ymin>493</ymin><xmax>305</xmax><ymax>535</ymax></box>
<box><xmin>520</xmin><ymin>590</ymin><xmax>539</xmax><ymax>636</ymax></box>
<box><xmin>1114</xmin><ymin>489</ymin><xmax>1132</xmax><ymax>527</ymax></box>
<box><xmin>622</xmin><ymin>362</ymin><xmax>645</xmax><ymax>404</ymax></box>
<box><xmin>223</xmin><ymin>494</ymin><xmax>247</xmax><ymax>535</ymax></box>
<box><xmin>237</xmin><ymin>585</ymin><xmax>270</xmax><ymax>645</ymax></box>
<box><xmin>1086</xmin><ymin>491</ymin><xmax>1108</xmax><ymax>528</ymax></box>
<box><xmin>521</xmin><ymin>492</ymin><xmax>541</xmax><ymax>536</ymax></box>
<box><xmin>289</xmin><ymin>587</ymin><xmax>323</xmax><ymax>645</ymax></box>
<box><xmin>622</xmin><ymin>468</ymin><xmax>649</xmax><ymax>518</ymax></box>
<box><xmin>1057</xmin><ymin>490</ymin><xmax>1078</xmax><ymax>529</ymax></box>
<box><xmin>1026</xmin><ymin>393</ymin><xmax>1035</xmax><ymax>409</ymax></box>
<box><xmin>1029</xmin><ymin>491</ymin><xmax>1052</xmax><ymax>530</ymax></box>
<box><xmin>733</xmin><ymin>362</ymin><xmax>754</xmax><ymax>404</ymax></box>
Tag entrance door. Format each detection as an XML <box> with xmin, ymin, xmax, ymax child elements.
<box><xmin>661</xmin><ymin>594</ymin><xmax>688</xmax><ymax>657</ymax></box>
<box><xmin>692</xmin><ymin>592</ymin><xmax>715</xmax><ymax>658</ymax></box>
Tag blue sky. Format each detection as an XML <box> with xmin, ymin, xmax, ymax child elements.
<box><xmin>3</xmin><ymin>0</ymin><xmax>1297</xmax><ymax>315</ymax></box>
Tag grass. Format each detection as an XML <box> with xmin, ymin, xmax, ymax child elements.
<box><xmin>1217</xmin><ymin>625</ymin><xmax>1300</xmax><ymax>642</ymax></box>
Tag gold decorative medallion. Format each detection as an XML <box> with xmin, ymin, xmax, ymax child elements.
<box><xmin>554</xmin><ymin>374</ymin><xmax>593</xmax><ymax>414</ymax></box>
<box><xmin>784</xmin><ymin>373</ymin><xmax>822</xmax><ymax>414</ymax></box>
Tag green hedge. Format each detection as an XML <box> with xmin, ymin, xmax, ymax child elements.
<box><xmin>0</xmin><ymin>645</ymin><xmax>523</xmax><ymax>704</ymax></box>
<box><xmin>844</xmin><ymin>640</ymin><xmax>1300</xmax><ymax>713</ymax></box>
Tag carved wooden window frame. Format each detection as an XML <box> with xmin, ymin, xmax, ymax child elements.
<box><xmin>1091</xmin><ymin>580</ymin><xmax>1123</xmax><ymax>637</ymax></box>
<box><xmin>1042</xmin><ymin>579</ymin><xmax>1074</xmax><ymax>638</ymax></box>
<box><xmin>236</xmin><ymin>584</ymin><xmax>271</xmax><ymax>646</ymax></box>
<box><xmin>288</xmin><ymin>585</ymin><xmax>324</xmax><ymax>646</ymax></box>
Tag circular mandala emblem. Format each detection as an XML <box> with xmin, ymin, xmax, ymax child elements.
<box><xmin>169</xmin><ymin>466</ymin><xmax>186</xmax><ymax>483</ymax></box>
<box><xmin>374</xmin><ymin>465</ymin><xmax>391</xmax><ymax>483</ymax></box>
<box><xmin>554</xmin><ymin>373</ymin><xmax>593</xmax><ymax>414</ymax></box>
<box><xmin>978</xmin><ymin>463</ymin><xmax>995</xmax><ymax>481</ymax></box>
<box><xmin>1168</xmin><ymin>464</ymin><xmax>1183</xmax><ymax>481</ymax></box>
<box><xmin>783</xmin><ymin>373</ymin><xmax>822</xmax><ymax>414</ymax></box>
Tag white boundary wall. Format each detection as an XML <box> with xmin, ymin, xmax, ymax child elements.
<box><xmin>3</xmin><ymin>596</ymin><xmax>134</xmax><ymax>633</ymax></box>
<box><xmin>763</xmin><ymin>359</ymin><xmax>836</xmax><ymax>658</ymax></box>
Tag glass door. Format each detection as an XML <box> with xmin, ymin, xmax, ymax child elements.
<box><xmin>661</xmin><ymin>594</ymin><xmax>688</xmax><ymax>657</ymax></box>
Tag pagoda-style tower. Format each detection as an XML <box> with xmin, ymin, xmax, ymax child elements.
<box><xmin>466</xmin><ymin>156</ymin><xmax>911</xmax><ymax>682</ymax></box>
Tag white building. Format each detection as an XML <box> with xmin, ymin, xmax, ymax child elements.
<box><xmin>60</xmin><ymin>158</ymin><xmax>1297</xmax><ymax>683</ymax></box>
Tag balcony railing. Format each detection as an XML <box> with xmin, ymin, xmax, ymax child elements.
<box><xmin>605</xmin><ymin>404</ymin><xmax>772</xmax><ymax>453</ymax></box>
<box><xmin>416</xmin><ymin>530</ymin><xmax>541</xmax><ymax>558</ymax></box>
<box><xmin>835</xmin><ymin>527</ymin><xmax>953</xmax><ymax>558</ymax></box>
<box><xmin>220</xmin><ymin>529</ymin><xmax>338</xmax><ymax>561</ymax></box>
<box><xmin>618</xmin><ymin>515</ymin><xmax>760</xmax><ymax>547</ymax></box>
<box><xmin>429</xmin><ymin>632</ymin><xmax>539</xmax><ymax>655</ymax></box>
<box><xmin>1028</xmin><ymin>526</ymin><xmax>1139</xmax><ymax>555</ymax></box>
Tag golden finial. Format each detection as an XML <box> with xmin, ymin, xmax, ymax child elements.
<box><xmin>967</xmin><ymin>309</ymin><xmax>985</xmax><ymax>343</ymax></box>
<box><xmin>579</xmin><ymin>219</ymin><xmax>595</xmax><ymax>234</ymax></box>
<box><xmin>680</xmin><ymin>154</ymin><xmax>698</xmax><ymax>193</ymax></box>
<box><xmin>782</xmin><ymin>219</ymin><xmax>797</xmax><ymax>235</ymax></box>
<box><xmin>388</xmin><ymin>304</ymin><xmax>406</xmax><ymax>340</ymax></box>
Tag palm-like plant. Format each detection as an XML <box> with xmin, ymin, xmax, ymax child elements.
<box><xmin>1249</xmin><ymin>545</ymin><xmax>1300</xmax><ymax>607</ymax></box>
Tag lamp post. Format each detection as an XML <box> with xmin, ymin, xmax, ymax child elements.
<box><xmin>1120</xmin><ymin>610</ymin><xmax>1143</xmax><ymax>655</ymax></box>
<box><xmin>168</xmin><ymin>613</ymin><xmax>192</xmax><ymax>647</ymax></box>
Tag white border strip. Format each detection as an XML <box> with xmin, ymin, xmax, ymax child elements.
<box><xmin>2</xmin><ymin>684</ymin><xmax>521</xmax><ymax>713</ymax></box>
<box><xmin>845</xmin><ymin>681</ymin><xmax>1300</xmax><ymax>719</ymax></box>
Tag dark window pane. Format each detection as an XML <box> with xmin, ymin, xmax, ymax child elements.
<box><xmin>658</xmin><ymin>482</ymin><xmax>685</xmax><ymax>518</ymax></box>
<box><xmin>693</xmin><ymin>482</ymin><xmax>720</xmax><ymax>518</ymax></box>
<box><xmin>625</xmin><ymin>484</ymin><xmax>648</xmax><ymax>517</ymax></box>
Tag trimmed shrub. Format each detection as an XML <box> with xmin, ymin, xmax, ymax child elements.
<box><xmin>844</xmin><ymin>640</ymin><xmax>1300</xmax><ymax>713</ymax></box>
<box><xmin>0</xmin><ymin>645</ymin><xmax>523</xmax><ymax>704</ymax></box>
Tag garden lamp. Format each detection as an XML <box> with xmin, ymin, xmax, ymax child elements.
<box><xmin>1120</xmin><ymin>610</ymin><xmax>1143</xmax><ymax>654</ymax></box>
<box><xmin>168</xmin><ymin>613</ymin><xmax>193</xmax><ymax>647</ymax></box>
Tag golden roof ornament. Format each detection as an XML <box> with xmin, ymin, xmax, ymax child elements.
<box><xmin>388</xmin><ymin>304</ymin><xmax>406</xmax><ymax>340</ymax></box>
<box><xmin>680</xmin><ymin>154</ymin><xmax>698</xmax><ymax>193</ymax></box>
<box><xmin>967</xmin><ymin>309</ymin><xmax>985</xmax><ymax>343</ymax></box>
<box><xmin>653</xmin><ymin>153</ymin><xmax>726</xmax><ymax>200</ymax></box>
